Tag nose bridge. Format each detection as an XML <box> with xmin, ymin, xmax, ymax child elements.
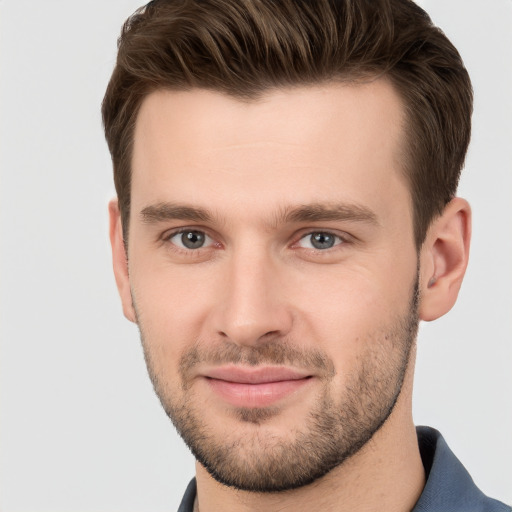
<box><xmin>215</xmin><ymin>241</ymin><xmax>292</xmax><ymax>345</ymax></box>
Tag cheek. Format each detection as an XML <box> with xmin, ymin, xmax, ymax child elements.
<box><xmin>295</xmin><ymin>265</ymin><xmax>415</xmax><ymax>366</ymax></box>
<box><xmin>296</xmin><ymin>265</ymin><xmax>401</xmax><ymax>326</ymax></box>
<box><xmin>130</xmin><ymin>264</ymin><xmax>214</xmax><ymax>362</ymax></box>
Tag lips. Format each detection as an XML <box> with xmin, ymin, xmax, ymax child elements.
<box><xmin>202</xmin><ymin>366</ymin><xmax>313</xmax><ymax>408</ymax></box>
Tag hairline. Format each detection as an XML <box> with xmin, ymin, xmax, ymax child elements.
<box><xmin>120</xmin><ymin>74</ymin><xmax>424</xmax><ymax>251</ymax></box>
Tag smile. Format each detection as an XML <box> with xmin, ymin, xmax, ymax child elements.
<box><xmin>203</xmin><ymin>366</ymin><xmax>313</xmax><ymax>408</ymax></box>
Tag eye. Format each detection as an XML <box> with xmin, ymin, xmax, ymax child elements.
<box><xmin>297</xmin><ymin>231</ymin><xmax>343</xmax><ymax>250</ymax></box>
<box><xmin>167</xmin><ymin>230</ymin><xmax>213</xmax><ymax>250</ymax></box>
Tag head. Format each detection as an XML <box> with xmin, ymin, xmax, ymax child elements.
<box><xmin>104</xmin><ymin>0</ymin><xmax>472</xmax><ymax>493</ymax></box>
<box><xmin>102</xmin><ymin>0</ymin><xmax>472</xmax><ymax>250</ymax></box>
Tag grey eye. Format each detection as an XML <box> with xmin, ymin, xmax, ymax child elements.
<box><xmin>182</xmin><ymin>231</ymin><xmax>205</xmax><ymax>249</ymax></box>
<box><xmin>298</xmin><ymin>232</ymin><xmax>341</xmax><ymax>250</ymax></box>
<box><xmin>170</xmin><ymin>230</ymin><xmax>211</xmax><ymax>249</ymax></box>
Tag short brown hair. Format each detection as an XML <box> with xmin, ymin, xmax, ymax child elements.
<box><xmin>102</xmin><ymin>0</ymin><xmax>472</xmax><ymax>248</ymax></box>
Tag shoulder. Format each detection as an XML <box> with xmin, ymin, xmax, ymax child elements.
<box><xmin>413</xmin><ymin>426</ymin><xmax>511</xmax><ymax>512</ymax></box>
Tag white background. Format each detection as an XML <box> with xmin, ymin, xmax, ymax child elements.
<box><xmin>0</xmin><ymin>0</ymin><xmax>510</xmax><ymax>510</ymax></box>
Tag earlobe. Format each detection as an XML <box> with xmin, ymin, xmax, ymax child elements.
<box><xmin>418</xmin><ymin>198</ymin><xmax>471</xmax><ymax>322</ymax></box>
<box><xmin>108</xmin><ymin>199</ymin><xmax>137</xmax><ymax>323</ymax></box>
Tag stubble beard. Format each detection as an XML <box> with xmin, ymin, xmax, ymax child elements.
<box><xmin>135</xmin><ymin>281</ymin><xmax>419</xmax><ymax>493</ymax></box>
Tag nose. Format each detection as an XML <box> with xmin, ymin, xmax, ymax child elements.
<box><xmin>210</xmin><ymin>249</ymin><xmax>294</xmax><ymax>347</ymax></box>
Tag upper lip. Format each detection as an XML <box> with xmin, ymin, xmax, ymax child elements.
<box><xmin>203</xmin><ymin>365</ymin><xmax>311</xmax><ymax>384</ymax></box>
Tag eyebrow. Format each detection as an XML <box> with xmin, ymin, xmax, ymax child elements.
<box><xmin>139</xmin><ymin>201</ymin><xmax>378</xmax><ymax>227</ymax></box>
<box><xmin>281</xmin><ymin>203</ymin><xmax>378</xmax><ymax>225</ymax></box>
<box><xmin>140</xmin><ymin>203</ymin><xmax>213</xmax><ymax>223</ymax></box>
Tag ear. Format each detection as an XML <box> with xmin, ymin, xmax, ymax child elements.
<box><xmin>418</xmin><ymin>197</ymin><xmax>471</xmax><ymax>322</ymax></box>
<box><xmin>108</xmin><ymin>198</ymin><xmax>137</xmax><ymax>323</ymax></box>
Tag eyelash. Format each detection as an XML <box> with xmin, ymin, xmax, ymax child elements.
<box><xmin>162</xmin><ymin>228</ymin><xmax>217</xmax><ymax>252</ymax></box>
<box><xmin>161</xmin><ymin>227</ymin><xmax>352</xmax><ymax>255</ymax></box>
<box><xmin>294</xmin><ymin>231</ymin><xmax>346</xmax><ymax>251</ymax></box>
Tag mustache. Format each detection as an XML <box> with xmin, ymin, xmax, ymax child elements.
<box><xmin>179</xmin><ymin>340</ymin><xmax>336</xmax><ymax>379</ymax></box>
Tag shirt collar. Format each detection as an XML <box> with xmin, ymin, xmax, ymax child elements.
<box><xmin>413</xmin><ymin>426</ymin><xmax>508</xmax><ymax>511</ymax></box>
<box><xmin>178</xmin><ymin>427</ymin><xmax>509</xmax><ymax>511</ymax></box>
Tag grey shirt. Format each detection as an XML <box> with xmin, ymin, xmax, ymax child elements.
<box><xmin>177</xmin><ymin>426</ymin><xmax>511</xmax><ymax>512</ymax></box>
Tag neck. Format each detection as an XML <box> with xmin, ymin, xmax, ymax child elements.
<box><xmin>194</xmin><ymin>358</ymin><xmax>424</xmax><ymax>512</ymax></box>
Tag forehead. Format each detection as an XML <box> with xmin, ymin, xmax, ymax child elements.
<box><xmin>131</xmin><ymin>80</ymin><xmax>409</xmax><ymax>223</ymax></box>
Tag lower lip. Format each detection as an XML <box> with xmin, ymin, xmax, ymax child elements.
<box><xmin>206</xmin><ymin>377</ymin><xmax>312</xmax><ymax>408</ymax></box>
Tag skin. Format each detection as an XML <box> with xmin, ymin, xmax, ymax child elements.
<box><xmin>109</xmin><ymin>80</ymin><xmax>471</xmax><ymax>511</ymax></box>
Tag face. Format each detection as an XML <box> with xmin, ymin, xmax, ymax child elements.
<box><xmin>121</xmin><ymin>81</ymin><xmax>420</xmax><ymax>491</ymax></box>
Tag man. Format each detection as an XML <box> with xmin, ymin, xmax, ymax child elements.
<box><xmin>102</xmin><ymin>0</ymin><xmax>511</xmax><ymax>510</ymax></box>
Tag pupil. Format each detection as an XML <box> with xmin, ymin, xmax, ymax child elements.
<box><xmin>311</xmin><ymin>232</ymin><xmax>335</xmax><ymax>249</ymax></box>
<box><xmin>182</xmin><ymin>231</ymin><xmax>205</xmax><ymax>249</ymax></box>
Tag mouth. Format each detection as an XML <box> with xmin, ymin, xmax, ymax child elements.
<box><xmin>202</xmin><ymin>366</ymin><xmax>314</xmax><ymax>408</ymax></box>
